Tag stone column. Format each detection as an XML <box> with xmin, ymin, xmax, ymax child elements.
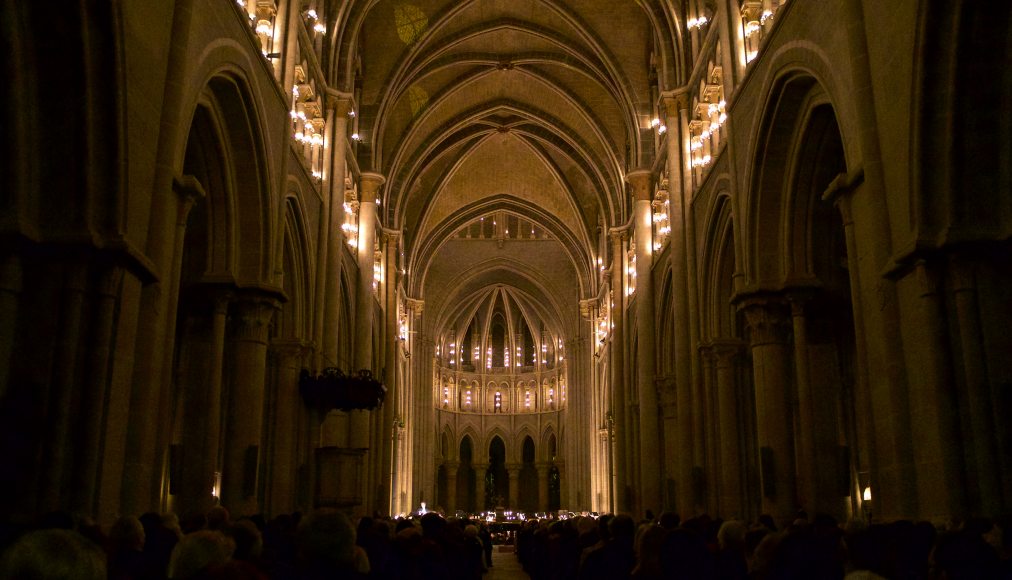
<box><xmin>789</xmin><ymin>295</ymin><xmax>818</xmax><ymax>515</ymax></box>
<box><xmin>413</xmin><ymin>330</ymin><xmax>436</xmax><ymax>508</ymax></box>
<box><xmin>204</xmin><ymin>294</ymin><xmax>231</xmax><ymax>502</ymax></box>
<box><xmin>836</xmin><ymin>0</ymin><xmax>919</xmax><ymax>517</ymax></box>
<box><xmin>507</xmin><ymin>463</ymin><xmax>521</xmax><ymax>510</ymax></box>
<box><xmin>351</xmin><ymin>172</ymin><xmax>385</xmax><ymax>449</ymax></box>
<box><xmin>905</xmin><ymin>261</ymin><xmax>966</xmax><ymax>518</ymax></box>
<box><xmin>567</xmin><ymin>332</ymin><xmax>592</xmax><ymax>510</ymax></box>
<box><xmin>660</xmin><ymin>386</ymin><xmax>678</xmax><ymax>512</ymax></box>
<box><xmin>40</xmin><ymin>262</ymin><xmax>89</xmax><ymax>513</ymax></box>
<box><xmin>608</xmin><ymin>228</ymin><xmax>630</xmax><ymax>513</ymax></box>
<box><xmin>662</xmin><ymin>93</ymin><xmax>695</xmax><ymax>516</ymax></box>
<box><xmin>950</xmin><ymin>255</ymin><xmax>1003</xmax><ymax>515</ymax></box>
<box><xmin>699</xmin><ymin>345</ymin><xmax>717</xmax><ymax>514</ymax></box>
<box><xmin>627</xmin><ymin>169</ymin><xmax>661</xmax><ymax>514</ymax></box>
<box><xmin>121</xmin><ymin>175</ymin><xmax>205</xmax><ymax>516</ymax></box>
<box><xmin>0</xmin><ymin>253</ymin><xmax>22</xmax><ymax>402</ymax></box>
<box><xmin>319</xmin><ymin>96</ymin><xmax>352</xmax><ymax>369</ymax></box>
<box><xmin>474</xmin><ymin>464</ymin><xmax>486</xmax><ymax>512</ymax></box>
<box><xmin>380</xmin><ymin>230</ymin><xmax>401</xmax><ymax>515</ymax></box>
<box><xmin>742</xmin><ymin>298</ymin><xmax>796</xmax><ymax>526</ymax></box>
<box><xmin>537</xmin><ymin>462</ymin><xmax>551</xmax><ymax>512</ymax></box>
<box><xmin>173</xmin><ymin>289</ymin><xmax>230</xmax><ymax>517</ymax></box>
<box><xmin>73</xmin><ymin>265</ymin><xmax>125</xmax><ymax>517</ymax></box>
<box><xmin>268</xmin><ymin>340</ymin><xmax>310</xmax><ymax>516</ymax></box>
<box><xmin>555</xmin><ymin>462</ymin><xmax>566</xmax><ymax>509</ymax></box>
<box><xmin>222</xmin><ymin>293</ymin><xmax>277</xmax><ymax>516</ymax></box>
<box><xmin>823</xmin><ymin>181</ymin><xmax>882</xmax><ymax>516</ymax></box>
<box><xmin>128</xmin><ymin>0</ymin><xmax>200</xmax><ymax>505</ymax></box>
<box><xmin>713</xmin><ymin>340</ymin><xmax>744</xmax><ymax>518</ymax></box>
<box><xmin>444</xmin><ymin>461</ymin><xmax>459</xmax><ymax>515</ymax></box>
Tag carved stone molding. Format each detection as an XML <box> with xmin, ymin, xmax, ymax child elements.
<box><xmin>741</xmin><ymin>299</ymin><xmax>791</xmax><ymax>346</ymax></box>
<box><xmin>608</xmin><ymin>227</ymin><xmax>630</xmax><ymax>244</ymax></box>
<box><xmin>173</xmin><ymin>174</ymin><xmax>206</xmax><ymax>227</ymax></box>
<box><xmin>579</xmin><ymin>297</ymin><xmax>598</xmax><ymax>319</ymax></box>
<box><xmin>271</xmin><ymin>340</ymin><xmax>313</xmax><ymax>366</ymax></box>
<box><xmin>359</xmin><ymin>172</ymin><xmax>386</xmax><ymax>204</ymax></box>
<box><xmin>326</xmin><ymin>93</ymin><xmax>355</xmax><ymax>117</ymax></box>
<box><xmin>231</xmin><ymin>295</ymin><xmax>279</xmax><ymax>343</ymax></box>
<box><xmin>406</xmin><ymin>297</ymin><xmax>424</xmax><ymax>316</ymax></box>
<box><xmin>625</xmin><ymin>169</ymin><xmax>654</xmax><ymax>202</ymax></box>
<box><xmin>659</xmin><ymin>90</ymin><xmax>689</xmax><ymax>118</ymax></box>
<box><xmin>711</xmin><ymin>339</ymin><xmax>745</xmax><ymax>368</ymax></box>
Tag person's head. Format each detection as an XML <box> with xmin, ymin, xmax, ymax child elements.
<box><xmin>608</xmin><ymin>514</ymin><xmax>636</xmax><ymax>543</ymax></box>
<box><xmin>419</xmin><ymin>512</ymin><xmax>446</xmax><ymax>538</ymax></box>
<box><xmin>297</xmin><ymin>510</ymin><xmax>357</xmax><ymax>570</ymax></box>
<box><xmin>206</xmin><ymin>506</ymin><xmax>231</xmax><ymax>531</ymax></box>
<box><xmin>109</xmin><ymin>515</ymin><xmax>146</xmax><ymax>552</ymax></box>
<box><xmin>658</xmin><ymin>512</ymin><xmax>680</xmax><ymax>530</ymax></box>
<box><xmin>597</xmin><ymin>514</ymin><xmax>614</xmax><ymax>541</ymax></box>
<box><xmin>0</xmin><ymin>529</ymin><xmax>106</xmax><ymax>580</ymax></box>
<box><xmin>717</xmin><ymin>519</ymin><xmax>747</xmax><ymax>551</ymax></box>
<box><xmin>659</xmin><ymin>528</ymin><xmax>712</xmax><ymax>578</ymax></box>
<box><xmin>635</xmin><ymin>524</ymin><xmax>667</xmax><ymax>566</ymax></box>
<box><xmin>168</xmin><ymin>530</ymin><xmax>234</xmax><ymax>579</ymax></box>
<box><xmin>226</xmin><ymin>519</ymin><xmax>263</xmax><ymax>562</ymax></box>
<box><xmin>395</xmin><ymin>518</ymin><xmax>417</xmax><ymax>535</ymax></box>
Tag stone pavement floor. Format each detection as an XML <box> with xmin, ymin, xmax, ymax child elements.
<box><xmin>485</xmin><ymin>546</ymin><xmax>529</xmax><ymax>579</ymax></box>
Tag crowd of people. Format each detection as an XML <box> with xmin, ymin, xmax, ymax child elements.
<box><xmin>516</xmin><ymin>512</ymin><xmax>1012</xmax><ymax>579</ymax></box>
<box><xmin>1</xmin><ymin>506</ymin><xmax>1010</xmax><ymax>579</ymax></box>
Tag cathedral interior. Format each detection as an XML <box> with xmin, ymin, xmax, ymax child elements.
<box><xmin>1</xmin><ymin>0</ymin><xmax>1010</xmax><ymax>531</ymax></box>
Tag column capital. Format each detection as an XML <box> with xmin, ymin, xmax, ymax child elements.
<box><xmin>659</xmin><ymin>90</ymin><xmax>690</xmax><ymax>118</ymax></box>
<box><xmin>443</xmin><ymin>460</ymin><xmax>460</xmax><ymax>471</ymax></box>
<box><xmin>711</xmin><ymin>339</ymin><xmax>746</xmax><ymax>367</ymax></box>
<box><xmin>947</xmin><ymin>252</ymin><xmax>977</xmax><ymax>293</ymax></box>
<box><xmin>270</xmin><ymin>339</ymin><xmax>313</xmax><ymax>364</ymax></box>
<box><xmin>741</xmin><ymin>298</ymin><xmax>791</xmax><ymax>346</ymax></box>
<box><xmin>913</xmin><ymin>259</ymin><xmax>944</xmax><ymax>298</ymax></box>
<box><xmin>173</xmin><ymin>174</ymin><xmax>207</xmax><ymax>225</ymax></box>
<box><xmin>654</xmin><ymin>375</ymin><xmax>675</xmax><ymax>392</ymax></box>
<box><xmin>535</xmin><ymin>462</ymin><xmax>552</xmax><ymax>474</ymax></box>
<box><xmin>698</xmin><ymin>343</ymin><xmax>714</xmax><ymax>362</ymax></box>
<box><xmin>230</xmin><ymin>292</ymin><xmax>280</xmax><ymax>344</ymax></box>
<box><xmin>325</xmin><ymin>90</ymin><xmax>356</xmax><ymax>116</ymax></box>
<box><xmin>625</xmin><ymin>169</ymin><xmax>654</xmax><ymax>202</ymax></box>
<box><xmin>506</xmin><ymin>463</ymin><xmax>522</xmax><ymax>475</ymax></box>
<box><xmin>821</xmin><ymin>168</ymin><xmax>864</xmax><ymax>226</ymax></box>
<box><xmin>781</xmin><ymin>279</ymin><xmax>821</xmax><ymax>311</ymax></box>
<box><xmin>579</xmin><ymin>297</ymin><xmax>598</xmax><ymax>318</ymax></box>
<box><xmin>380</xmin><ymin>227</ymin><xmax>402</xmax><ymax>244</ymax></box>
<box><xmin>182</xmin><ymin>283</ymin><xmax>233</xmax><ymax>316</ymax></box>
<box><xmin>173</xmin><ymin>174</ymin><xmax>207</xmax><ymax>204</ymax></box>
<box><xmin>359</xmin><ymin>172</ymin><xmax>386</xmax><ymax>203</ymax></box>
<box><xmin>608</xmin><ymin>226</ymin><xmax>630</xmax><ymax>244</ymax></box>
<box><xmin>212</xmin><ymin>291</ymin><xmax>233</xmax><ymax>314</ymax></box>
<box><xmin>406</xmin><ymin>297</ymin><xmax>424</xmax><ymax>315</ymax></box>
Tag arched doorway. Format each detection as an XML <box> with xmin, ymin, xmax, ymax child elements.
<box><xmin>486</xmin><ymin>436</ymin><xmax>507</xmax><ymax>510</ymax></box>
<box><xmin>547</xmin><ymin>433</ymin><xmax>561</xmax><ymax>512</ymax></box>
<box><xmin>458</xmin><ymin>435</ymin><xmax>476</xmax><ymax>514</ymax></box>
<box><xmin>520</xmin><ymin>436</ymin><xmax>537</xmax><ymax>512</ymax></box>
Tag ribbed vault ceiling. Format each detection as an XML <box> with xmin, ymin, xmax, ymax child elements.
<box><xmin>333</xmin><ymin>0</ymin><xmax>683</xmax><ymax>339</ymax></box>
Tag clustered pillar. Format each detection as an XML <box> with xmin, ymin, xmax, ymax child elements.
<box><xmin>742</xmin><ymin>298</ymin><xmax>796</xmax><ymax>527</ymax></box>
